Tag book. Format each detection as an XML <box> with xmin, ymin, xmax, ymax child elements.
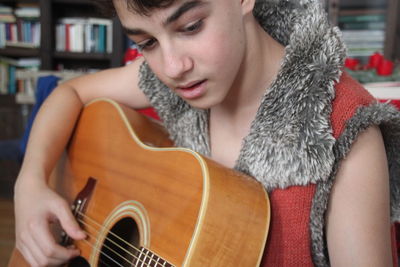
<box><xmin>14</xmin><ymin>7</ymin><xmax>40</xmax><ymax>18</ymax></box>
<box><xmin>56</xmin><ymin>17</ymin><xmax>113</xmax><ymax>54</ymax></box>
<box><xmin>339</xmin><ymin>21</ymin><xmax>385</xmax><ymax>30</ymax></box>
<box><xmin>0</xmin><ymin>5</ymin><xmax>12</xmax><ymax>14</ymax></box>
<box><xmin>338</xmin><ymin>14</ymin><xmax>385</xmax><ymax>23</ymax></box>
<box><xmin>365</xmin><ymin>82</ymin><xmax>400</xmax><ymax>110</ymax></box>
<box><xmin>0</xmin><ymin>56</ymin><xmax>40</xmax><ymax>95</ymax></box>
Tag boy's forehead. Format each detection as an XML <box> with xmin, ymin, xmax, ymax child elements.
<box><xmin>117</xmin><ymin>0</ymin><xmax>211</xmax><ymax>31</ymax></box>
<box><xmin>115</xmin><ymin>0</ymin><xmax>203</xmax><ymax>16</ymax></box>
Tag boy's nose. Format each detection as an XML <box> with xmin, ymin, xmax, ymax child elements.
<box><xmin>163</xmin><ymin>51</ymin><xmax>193</xmax><ymax>79</ymax></box>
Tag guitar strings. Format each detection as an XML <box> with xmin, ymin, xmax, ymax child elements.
<box><xmin>78</xmin><ymin>221</ymin><xmax>166</xmax><ymax>267</ymax></box>
<box><xmin>80</xmin><ymin>236</ymin><xmax>125</xmax><ymax>267</ymax></box>
<box><xmin>78</xmin><ymin>222</ymin><xmax>136</xmax><ymax>266</ymax></box>
<box><xmin>76</xmin><ymin>210</ymin><xmax>170</xmax><ymax>266</ymax></box>
<box><xmin>77</xmin><ymin>217</ymin><xmax>148</xmax><ymax>266</ymax></box>
<box><xmin>75</xmin><ymin>211</ymin><xmax>168</xmax><ymax>267</ymax></box>
<box><xmin>76</xmin><ymin>210</ymin><xmax>143</xmax><ymax>255</ymax></box>
<box><xmin>76</xmin><ymin>211</ymin><xmax>151</xmax><ymax>265</ymax></box>
<box><xmin>82</xmin><ymin>233</ymin><xmax>164</xmax><ymax>267</ymax></box>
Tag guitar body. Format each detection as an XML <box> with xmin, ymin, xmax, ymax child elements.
<box><xmin>9</xmin><ymin>99</ymin><xmax>270</xmax><ymax>266</ymax></box>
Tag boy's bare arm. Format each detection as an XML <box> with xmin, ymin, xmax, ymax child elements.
<box><xmin>326</xmin><ymin>126</ymin><xmax>393</xmax><ymax>266</ymax></box>
<box><xmin>64</xmin><ymin>57</ymin><xmax>149</xmax><ymax>109</ymax></box>
<box><xmin>14</xmin><ymin>58</ymin><xmax>150</xmax><ymax>266</ymax></box>
<box><xmin>19</xmin><ymin>57</ymin><xmax>149</xmax><ymax>179</ymax></box>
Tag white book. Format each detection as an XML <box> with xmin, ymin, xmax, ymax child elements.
<box><xmin>106</xmin><ymin>23</ymin><xmax>113</xmax><ymax>53</ymax></box>
<box><xmin>58</xmin><ymin>17</ymin><xmax>87</xmax><ymax>25</ymax></box>
<box><xmin>0</xmin><ymin>23</ymin><xmax>5</xmax><ymax>48</ymax></box>
<box><xmin>33</xmin><ymin>22</ymin><xmax>40</xmax><ymax>46</ymax></box>
<box><xmin>69</xmin><ymin>24</ymin><xmax>76</xmax><ymax>52</ymax></box>
<box><xmin>87</xmin><ymin>17</ymin><xmax>112</xmax><ymax>26</ymax></box>
<box><xmin>15</xmin><ymin>7</ymin><xmax>40</xmax><ymax>18</ymax></box>
<box><xmin>55</xmin><ymin>24</ymin><xmax>63</xmax><ymax>51</ymax></box>
<box><xmin>76</xmin><ymin>23</ymin><xmax>84</xmax><ymax>52</ymax></box>
<box><xmin>16</xmin><ymin>58</ymin><xmax>40</xmax><ymax>67</ymax></box>
<box><xmin>364</xmin><ymin>82</ymin><xmax>400</xmax><ymax>100</ymax></box>
<box><xmin>0</xmin><ymin>62</ymin><xmax>8</xmax><ymax>94</ymax></box>
<box><xmin>84</xmin><ymin>23</ymin><xmax>92</xmax><ymax>52</ymax></box>
<box><xmin>0</xmin><ymin>5</ymin><xmax>13</xmax><ymax>14</ymax></box>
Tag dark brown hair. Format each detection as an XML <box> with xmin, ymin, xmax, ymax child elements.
<box><xmin>93</xmin><ymin>0</ymin><xmax>176</xmax><ymax>17</ymax></box>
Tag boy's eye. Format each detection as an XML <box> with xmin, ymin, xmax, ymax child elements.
<box><xmin>137</xmin><ymin>38</ymin><xmax>157</xmax><ymax>51</ymax></box>
<box><xmin>182</xmin><ymin>20</ymin><xmax>203</xmax><ymax>33</ymax></box>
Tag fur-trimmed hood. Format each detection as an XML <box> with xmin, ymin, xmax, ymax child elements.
<box><xmin>139</xmin><ymin>0</ymin><xmax>346</xmax><ymax>189</ymax></box>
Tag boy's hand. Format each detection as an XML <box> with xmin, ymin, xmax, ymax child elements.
<box><xmin>14</xmin><ymin>177</ymin><xmax>86</xmax><ymax>266</ymax></box>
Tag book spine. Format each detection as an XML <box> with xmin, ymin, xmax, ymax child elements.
<box><xmin>98</xmin><ymin>24</ymin><xmax>105</xmax><ymax>53</ymax></box>
<box><xmin>338</xmin><ymin>14</ymin><xmax>385</xmax><ymax>23</ymax></box>
<box><xmin>65</xmin><ymin>24</ymin><xmax>70</xmax><ymax>52</ymax></box>
<box><xmin>8</xmin><ymin>65</ymin><xmax>16</xmax><ymax>94</ymax></box>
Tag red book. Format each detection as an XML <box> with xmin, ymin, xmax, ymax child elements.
<box><xmin>65</xmin><ymin>24</ymin><xmax>70</xmax><ymax>52</ymax></box>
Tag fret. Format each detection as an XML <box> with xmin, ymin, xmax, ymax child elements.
<box><xmin>155</xmin><ymin>256</ymin><xmax>160</xmax><ymax>267</ymax></box>
<box><xmin>141</xmin><ymin>248</ymin><xmax>149</xmax><ymax>267</ymax></box>
<box><xmin>133</xmin><ymin>248</ymin><xmax>143</xmax><ymax>267</ymax></box>
<box><xmin>148</xmin><ymin>252</ymin><xmax>155</xmax><ymax>267</ymax></box>
<box><xmin>133</xmin><ymin>247</ymin><xmax>174</xmax><ymax>267</ymax></box>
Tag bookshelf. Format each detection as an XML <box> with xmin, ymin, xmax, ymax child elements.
<box><xmin>0</xmin><ymin>0</ymin><xmax>125</xmax><ymax>71</ymax></box>
<box><xmin>326</xmin><ymin>0</ymin><xmax>399</xmax><ymax>61</ymax></box>
<box><xmin>0</xmin><ymin>0</ymin><xmax>125</xmax><ymax>146</ymax></box>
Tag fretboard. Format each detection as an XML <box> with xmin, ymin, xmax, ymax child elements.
<box><xmin>132</xmin><ymin>247</ymin><xmax>174</xmax><ymax>267</ymax></box>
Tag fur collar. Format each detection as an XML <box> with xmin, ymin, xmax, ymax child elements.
<box><xmin>139</xmin><ymin>0</ymin><xmax>346</xmax><ymax>190</ymax></box>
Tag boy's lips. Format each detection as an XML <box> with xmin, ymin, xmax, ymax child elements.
<box><xmin>177</xmin><ymin>80</ymin><xmax>206</xmax><ymax>90</ymax></box>
<box><xmin>175</xmin><ymin>79</ymin><xmax>207</xmax><ymax>100</ymax></box>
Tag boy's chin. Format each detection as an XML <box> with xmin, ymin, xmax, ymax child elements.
<box><xmin>184</xmin><ymin>98</ymin><xmax>221</xmax><ymax>110</ymax></box>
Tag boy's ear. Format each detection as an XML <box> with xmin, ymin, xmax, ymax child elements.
<box><xmin>241</xmin><ymin>0</ymin><xmax>255</xmax><ymax>15</ymax></box>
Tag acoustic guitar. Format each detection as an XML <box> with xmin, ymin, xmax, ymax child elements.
<box><xmin>8</xmin><ymin>98</ymin><xmax>270</xmax><ymax>267</ymax></box>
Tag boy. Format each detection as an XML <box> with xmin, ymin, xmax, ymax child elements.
<box><xmin>13</xmin><ymin>0</ymin><xmax>400</xmax><ymax>266</ymax></box>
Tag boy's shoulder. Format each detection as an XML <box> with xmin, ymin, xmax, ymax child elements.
<box><xmin>331</xmin><ymin>71</ymin><xmax>376</xmax><ymax>138</ymax></box>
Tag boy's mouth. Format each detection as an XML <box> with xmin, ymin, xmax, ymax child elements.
<box><xmin>176</xmin><ymin>80</ymin><xmax>207</xmax><ymax>99</ymax></box>
<box><xmin>177</xmin><ymin>80</ymin><xmax>206</xmax><ymax>90</ymax></box>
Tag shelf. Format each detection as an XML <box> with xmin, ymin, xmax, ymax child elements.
<box><xmin>0</xmin><ymin>47</ymin><xmax>40</xmax><ymax>58</ymax></box>
<box><xmin>53</xmin><ymin>51</ymin><xmax>113</xmax><ymax>61</ymax></box>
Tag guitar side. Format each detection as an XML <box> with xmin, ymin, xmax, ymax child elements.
<box><xmin>8</xmin><ymin>98</ymin><xmax>270</xmax><ymax>266</ymax></box>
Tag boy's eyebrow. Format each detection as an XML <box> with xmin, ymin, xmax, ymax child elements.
<box><xmin>164</xmin><ymin>0</ymin><xmax>206</xmax><ymax>26</ymax></box>
<box><xmin>122</xmin><ymin>26</ymin><xmax>146</xmax><ymax>36</ymax></box>
<box><xmin>122</xmin><ymin>0</ymin><xmax>207</xmax><ymax>36</ymax></box>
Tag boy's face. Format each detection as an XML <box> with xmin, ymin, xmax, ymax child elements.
<box><xmin>115</xmin><ymin>0</ymin><xmax>249</xmax><ymax>109</ymax></box>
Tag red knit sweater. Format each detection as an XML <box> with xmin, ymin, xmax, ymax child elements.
<box><xmin>260</xmin><ymin>72</ymin><xmax>398</xmax><ymax>266</ymax></box>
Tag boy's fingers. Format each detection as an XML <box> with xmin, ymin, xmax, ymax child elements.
<box><xmin>23</xmin><ymin>233</ymin><xmax>47</xmax><ymax>266</ymax></box>
<box><xmin>20</xmin><ymin>246</ymin><xmax>39</xmax><ymax>267</ymax></box>
<box><xmin>31</xmin><ymin>218</ymin><xmax>80</xmax><ymax>261</ymax></box>
<box><xmin>53</xmin><ymin>201</ymin><xmax>86</xmax><ymax>240</ymax></box>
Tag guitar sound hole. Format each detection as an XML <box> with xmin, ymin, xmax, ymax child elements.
<box><xmin>99</xmin><ymin>217</ymin><xmax>140</xmax><ymax>267</ymax></box>
<box><xmin>68</xmin><ymin>256</ymin><xmax>90</xmax><ymax>267</ymax></box>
